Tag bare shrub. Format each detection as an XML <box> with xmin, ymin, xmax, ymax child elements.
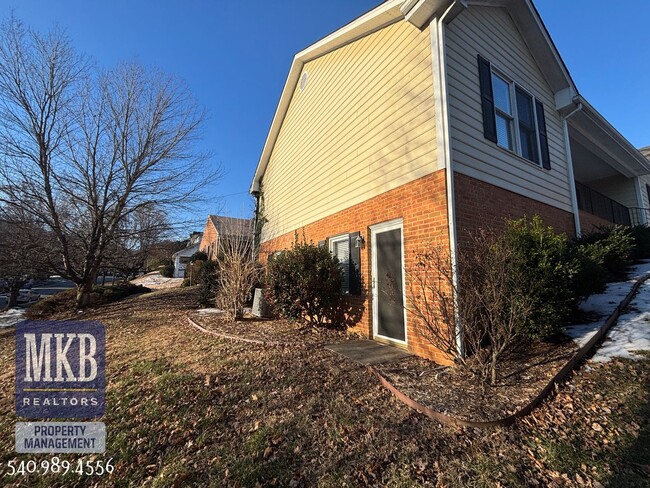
<box><xmin>214</xmin><ymin>220</ymin><xmax>260</xmax><ymax>321</ymax></box>
<box><xmin>403</xmin><ymin>229</ymin><xmax>534</xmax><ymax>386</ymax></box>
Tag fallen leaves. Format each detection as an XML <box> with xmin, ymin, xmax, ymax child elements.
<box><xmin>0</xmin><ymin>288</ymin><xmax>646</xmax><ymax>487</ymax></box>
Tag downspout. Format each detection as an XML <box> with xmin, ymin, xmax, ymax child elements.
<box><xmin>431</xmin><ymin>0</ymin><xmax>466</xmax><ymax>358</ymax></box>
<box><xmin>562</xmin><ymin>101</ymin><xmax>583</xmax><ymax>237</ymax></box>
<box><xmin>252</xmin><ymin>190</ymin><xmax>261</xmax><ymax>257</ymax></box>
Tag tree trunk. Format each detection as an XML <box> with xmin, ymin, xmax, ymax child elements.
<box><xmin>490</xmin><ymin>352</ymin><xmax>498</xmax><ymax>386</ymax></box>
<box><xmin>75</xmin><ymin>281</ymin><xmax>94</xmax><ymax>309</ymax></box>
<box><xmin>7</xmin><ymin>285</ymin><xmax>20</xmax><ymax>308</ymax></box>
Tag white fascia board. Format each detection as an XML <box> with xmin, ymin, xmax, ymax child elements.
<box><xmin>555</xmin><ymin>87</ymin><xmax>578</xmax><ymax>113</ymax></box>
<box><xmin>249</xmin><ymin>0</ymin><xmax>404</xmax><ymax>193</ymax></box>
<box><xmin>404</xmin><ymin>0</ymin><xmax>457</xmax><ymax>29</ymax></box>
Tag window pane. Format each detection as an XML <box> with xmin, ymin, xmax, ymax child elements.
<box><xmin>332</xmin><ymin>238</ymin><xmax>350</xmax><ymax>294</ymax></box>
<box><xmin>519</xmin><ymin>126</ymin><xmax>539</xmax><ymax>163</ymax></box>
<box><xmin>492</xmin><ymin>74</ymin><xmax>511</xmax><ymax>114</ymax></box>
<box><xmin>496</xmin><ymin>114</ymin><xmax>513</xmax><ymax>150</ymax></box>
<box><xmin>515</xmin><ymin>88</ymin><xmax>534</xmax><ymax>128</ymax></box>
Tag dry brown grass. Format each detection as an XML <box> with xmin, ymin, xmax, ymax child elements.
<box><xmin>0</xmin><ymin>288</ymin><xmax>647</xmax><ymax>487</ymax></box>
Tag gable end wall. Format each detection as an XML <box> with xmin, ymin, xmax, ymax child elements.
<box><xmin>260</xmin><ymin>20</ymin><xmax>438</xmax><ymax>243</ymax></box>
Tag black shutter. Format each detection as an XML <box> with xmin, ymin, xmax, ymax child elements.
<box><xmin>536</xmin><ymin>99</ymin><xmax>551</xmax><ymax>170</ymax></box>
<box><xmin>318</xmin><ymin>240</ymin><xmax>326</xmax><ymax>248</ymax></box>
<box><xmin>477</xmin><ymin>55</ymin><xmax>497</xmax><ymax>143</ymax></box>
<box><xmin>348</xmin><ymin>232</ymin><xmax>362</xmax><ymax>296</ymax></box>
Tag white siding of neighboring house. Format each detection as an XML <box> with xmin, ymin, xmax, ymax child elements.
<box><xmin>173</xmin><ymin>246</ymin><xmax>198</xmax><ymax>278</ymax></box>
<box><xmin>445</xmin><ymin>5</ymin><xmax>573</xmax><ymax>212</ymax></box>
<box><xmin>260</xmin><ymin>20</ymin><xmax>437</xmax><ymax>242</ymax></box>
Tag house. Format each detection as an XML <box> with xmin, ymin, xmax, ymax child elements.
<box><xmin>172</xmin><ymin>232</ymin><xmax>203</xmax><ymax>278</ymax></box>
<box><xmin>198</xmin><ymin>215</ymin><xmax>254</xmax><ymax>260</ymax></box>
<box><xmin>249</xmin><ymin>0</ymin><xmax>650</xmax><ymax>363</ymax></box>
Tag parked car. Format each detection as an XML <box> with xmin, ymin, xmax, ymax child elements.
<box><xmin>17</xmin><ymin>289</ymin><xmax>40</xmax><ymax>304</ymax></box>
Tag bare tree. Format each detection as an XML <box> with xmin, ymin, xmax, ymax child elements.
<box><xmin>0</xmin><ymin>206</ymin><xmax>49</xmax><ymax>308</ymax></box>
<box><xmin>214</xmin><ymin>219</ymin><xmax>259</xmax><ymax>321</ymax></box>
<box><xmin>102</xmin><ymin>205</ymin><xmax>171</xmax><ymax>282</ymax></box>
<box><xmin>0</xmin><ymin>18</ymin><xmax>218</xmax><ymax>307</ymax></box>
<box><xmin>401</xmin><ymin>229</ymin><xmax>534</xmax><ymax>386</ymax></box>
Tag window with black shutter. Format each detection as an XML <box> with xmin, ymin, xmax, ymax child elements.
<box><xmin>478</xmin><ymin>56</ymin><xmax>551</xmax><ymax>169</ymax></box>
<box><xmin>329</xmin><ymin>235</ymin><xmax>350</xmax><ymax>294</ymax></box>
<box><xmin>328</xmin><ymin>233</ymin><xmax>362</xmax><ymax>295</ymax></box>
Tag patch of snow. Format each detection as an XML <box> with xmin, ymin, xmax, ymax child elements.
<box><xmin>130</xmin><ymin>272</ymin><xmax>183</xmax><ymax>290</ymax></box>
<box><xmin>195</xmin><ymin>308</ymin><xmax>224</xmax><ymax>315</ymax></box>
<box><xmin>0</xmin><ymin>308</ymin><xmax>25</xmax><ymax>328</ymax></box>
<box><xmin>565</xmin><ymin>264</ymin><xmax>650</xmax><ymax>363</ymax></box>
<box><xmin>628</xmin><ymin>260</ymin><xmax>650</xmax><ymax>280</ymax></box>
<box><xmin>590</xmin><ymin>282</ymin><xmax>650</xmax><ymax>362</ymax></box>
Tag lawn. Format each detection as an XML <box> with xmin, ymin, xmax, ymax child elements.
<box><xmin>0</xmin><ymin>288</ymin><xmax>648</xmax><ymax>487</ymax></box>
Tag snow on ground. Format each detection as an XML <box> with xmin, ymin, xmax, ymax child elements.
<box><xmin>0</xmin><ymin>308</ymin><xmax>25</xmax><ymax>328</ymax></box>
<box><xmin>565</xmin><ymin>260</ymin><xmax>650</xmax><ymax>362</ymax></box>
<box><xmin>195</xmin><ymin>308</ymin><xmax>224</xmax><ymax>315</ymax></box>
<box><xmin>131</xmin><ymin>272</ymin><xmax>183</xmax><ymax>290</ymax></box>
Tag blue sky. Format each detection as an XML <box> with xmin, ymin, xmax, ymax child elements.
<box><xmin>2</xmin><ymin>1</ymin><xmax>649</xmax><ymax>234</ymax></box>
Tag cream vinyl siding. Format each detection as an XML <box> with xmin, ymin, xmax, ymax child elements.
<box><xmin>261</xmin><ymin>20</ymin><xmax>437</xmax><ymax>242</ymax></box>
<box><xmin>445</xmin><ymin>6</ymin><xmax>573</xmax><ymax>212</ymax></box>
<box><xmin>587</xmin><ymin>175</ymin><xmax>640</xmax><ymax>209</ymax></box>
<box><xmin>639</xmin><ymin>175</ymin><xmax>650</xmax><ymax>209</ymax></box>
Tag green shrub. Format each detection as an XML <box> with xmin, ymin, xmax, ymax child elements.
<box><xmin>196</xmin><ymin>260</ymin><xmax>219</xmax><ymax>307</ymax></box>
<box><xmin>190</xmin><ymin>251</ymin><xmax>208</xmax><ymax>262</ymax></box>
<box><xmin>27</xmin><ymin>283</ymin><xmax>150</xmax><ymax>318</ymax></box>
<box><xmin>630</xmin><ymin>225</ymin><xmax>650</xmax><ymax>259</ymax></box>
<box><xmin>570</xmin><ymin>245</ymin><xmax>608</xmax><ymax>298</ymax></box>
<box><xmin>575</xmin><ymin>226</ymin><xmax>634</xmax><ymax>278</ymax></box>
<box><xmin>265</xmin><ymin>241</ymin><xmax>343</xmax><ymax>326</ymax></box>
<box><xmin>159</xmin><ymin>264</ymin><xmax>175</xmax><ymax>278</ymax></box>
<box><xmin>499</xmin><ymin>216</ymin><xmax>580</xmax><ymax>340</ymax></box>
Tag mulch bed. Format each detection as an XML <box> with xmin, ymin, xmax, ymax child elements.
<box><xmin>189</xmin><ymin>310</ymin><xmax>357</xmax><ymax>346</ymax></box>
<box><xmin>375</xmin><ymin>338</ymin><xmax>579</xmax><ymax>423</ymax></box>
<box><xmin>193</xmin><ymin>307</ymin><xmax>581</xmax><ymax>424</ymax></box>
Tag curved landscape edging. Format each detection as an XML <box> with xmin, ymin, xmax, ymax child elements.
<box><xmin>187</xmin><ymin>314</ymin><xmax>285</xmax><ymax>345</ymax></box>
<box><xmin>187</xmin><ymin>314</ymin><xmax>323</xmax><ymax>347</ymax></box>
<box><xmin>369</xmin><ymin>272</ymin><xmax>650</xmax><ymax>428</ymax></box>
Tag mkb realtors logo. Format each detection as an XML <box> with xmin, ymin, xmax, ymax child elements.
<box><xmin>15</xmin><ymin>320</ymin><xmax>106</xmax><ymax>418</ymax></box>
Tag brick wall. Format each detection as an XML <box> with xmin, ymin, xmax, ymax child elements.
<box><xmin>199</xmin><ymin>220</ymin><xmax>218</xmax><ymax>259</ymax></box>
<box><xmin>259</xmin><ymin>171</ymin><xmax>580</xmax><ymax>364</ymax></box>
<box><xmin>579</xmin><ymin>210</ymin><xmax>616</xmax><ymax>235</ymax></box>
<box><xmin>454</xmin><ymin>172</ymin><xmax>576</xmax><ymax>248</ymax></box>
<box><xmin>259</xmin><ymin>171</ymin><xmax>453</xmax><ymax>364</ymax></box>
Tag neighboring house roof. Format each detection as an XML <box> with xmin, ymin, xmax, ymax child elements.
<box><xmin>249</xmin><ymin>0</ymin><xmax>650</xmax><ymax>192</ymax></box>
<box><xmin>208</xmin><ymin>215</ymin><xmax>253</xmax><ymax>237</ymax></box>
<box><xmin>172</xmin><ymin>243</ymin><xmax>199</xmax><ymax>259</ymax></box>
<box><xmin>640</xmin><ymin>146</ymin><xmax>650</xmax><ymax>160</ymax></box>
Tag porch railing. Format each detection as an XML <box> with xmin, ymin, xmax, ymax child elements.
<box><xmin>575</xmin><ymin>182</ymin><xmax>631</xmax><ymax>226</ymax></box>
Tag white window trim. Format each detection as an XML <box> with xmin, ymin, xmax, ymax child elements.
<box><xmin>491</xmin><ymin>66</ymin><xmax>544</xmax><ymax>166</ymax></box>
<box><xmin>329</xmin><ymin>233</ymin><xmax>350</xmax><ymax>295</ymax></box>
